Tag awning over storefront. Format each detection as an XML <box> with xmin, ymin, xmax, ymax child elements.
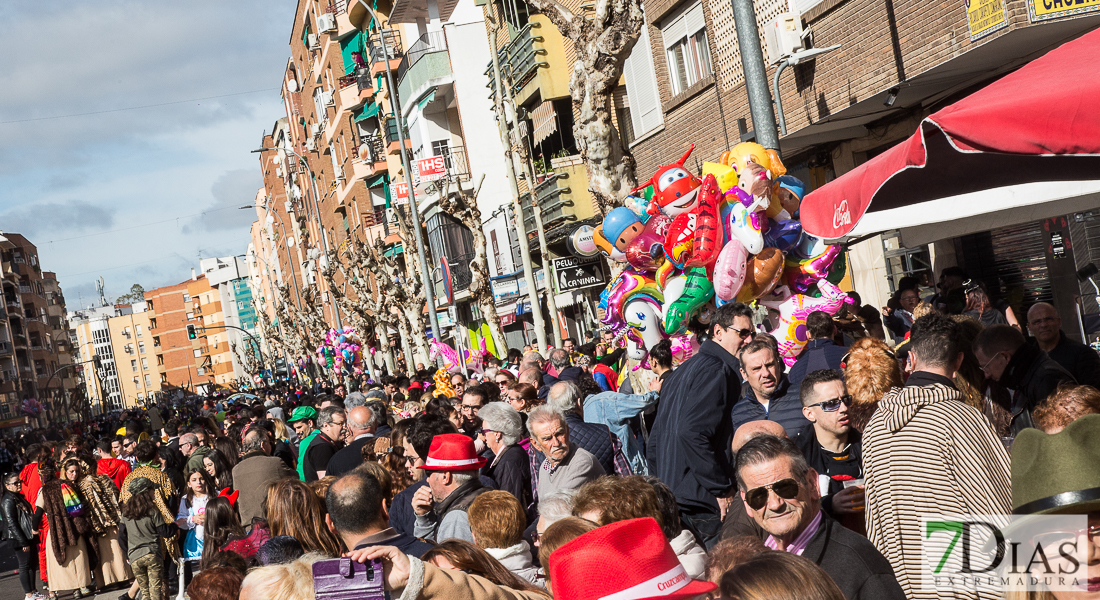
<box><xmin>801</xmin><ymin>26</ymin><xmax>1100</xmax><ymax>242</ymax></box>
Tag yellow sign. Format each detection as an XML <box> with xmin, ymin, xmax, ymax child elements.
<box><xmin>1030</xmin><ymin>0</ymin><xmax>1100</xmax><ymax>21</ymax></box>
<box><xmin>966</xmin><ymin>0</ymin><xmax>1008</xmax><ymax>40</ymax></box>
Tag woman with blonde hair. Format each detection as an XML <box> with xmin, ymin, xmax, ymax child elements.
<box><xmin>262</xmin><ymin>478</ymin><xmax>343</xmax><ymax>556</ymax></box>
<box><xmin>842</xmin><ymin>337</ymin><xmax>903</xmax><ymax>432</ymax></box>
<box><xmin>720</xmin><ymin>551</ymin><xmax>846</xmax><ymax>600</ymax></box>
<box><xmin>238</xmin><ymin>552</ymin><xmax>324</xmax><ymax>600</ymax></box>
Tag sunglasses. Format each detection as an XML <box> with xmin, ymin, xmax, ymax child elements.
<box><xmin>728</xmin><ymin>327</ymin><xmax>754</xmax><ymax>339</ymax></box>
<box><xmin>744</xmin><ymin>478</ymin><xmax>801</xmax><ymax>511</ymax></box>
<box><xmin>807</xmin><ymin>395</ymin><xmax>852</xmax><ymax>412</ymax></box>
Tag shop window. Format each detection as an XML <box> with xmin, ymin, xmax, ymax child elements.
<box><xmin>882</xmin><ymin>231</ymin><xmax>933</xmax><ymax>294</ymax></box>
<box><xmin>661</xmin><ymin>2</ymin><xmax>711</xmax><ymax>96</ymax></box>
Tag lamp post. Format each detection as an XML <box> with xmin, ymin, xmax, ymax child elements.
<box><xmin>354</xmin><ymin>0</ymin><xmax>444</xmax><ymax>365</ymax></box>
<box><xmin>251</xmin><ymin>146</ymin><xmax>343</xmax><ymax>329</ymax></box>
<box><xmin>240</xmin><ymin>204</ymin><xmax>303</xmax><ymax>310</ymax></box>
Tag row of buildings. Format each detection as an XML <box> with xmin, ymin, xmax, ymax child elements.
<box><xmin>69</xmin><ymin>256</ymin><xmax>260</xmax><ymax>413</ymax></box>
<box><xmin>247</xmin><ymin>0</ymin><xmax>1100</xmax><ymax>361</ymax></box>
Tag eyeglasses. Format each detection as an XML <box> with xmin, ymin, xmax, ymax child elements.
<box><xmin>477</xmin><ymin>429</ymin><xmax>497</xmax><ymax>436</ymax></box>
<box><xmin>744</xmin><ymin>478</ymin><xmax>801</xmax><ymax>510</ymax></box>
<box><xmin>807</xmin><ymin>395</ymin><xmax>852</xmax><ymax>412</ymax></box>
<box><xmin>460</xmin><ymin>404</ymin><xmax>481</xmax><ymax>412</ymax></box>
<box><xmin>729</xmin><ymin>327</ymin><xmax>754</xmax><ymax>339</ymax></box>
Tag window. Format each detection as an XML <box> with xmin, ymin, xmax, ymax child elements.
<box><xmin>141</xmin><ymin>358</ymin><xmax>148</xmax><ymax>371</ymax></box>
<box><xmin>137</xmin><ymin>393</ymin><xmax>144</xmax><ymax>401</ymax></box>
<box><xmin>138</xmin><ymin>342</ymin><xmax>145</xmax><ymax>354</ymax></box>
<box><xmin>157</xmin><ymin>355</ymin><xmax>164</xmax><ymax>366</ymax></box>
<box><xmin>623</xmin><ymin>18</ymin><xmax>664</xmax><ymax>137</ymax></box>
<box><xmin>661</xmin><ymin>2</ymin><xmax>711</xmax><ymax>96</ymax></box>
<box><xmin>131</xmin><ymin>360</ymin><xmax>137</xmax><ymax>372</ymax></box>
<box><xmin>432</xmin><ymin>139</ymin><xmax>451</xmax><ymax>169</ymax></box>
<box><xmin>133</xmin><ymin>376</ymin><xmax>140</xmax><ymax>386</ymax></box>
<box><xmin>196</xmin><ymin>367</ymin><xmax>205</xmax><ymax>376</ymax></box>
<box><xmin>186</xmin><ymin>312</ymin><xmax>194</xmax><ymax>320</ymax></box>
<box><xmin>122</xmin><ymin>327</ymin><xmax>131</xmax><ymax>338</ymax></box>
<box><xmin>124</xmin><ymin>344</ymin><xmax>133</xmax><ymax>355</ymax></box>
<box><xmin>136</xmin><ymin>325</ymin><xmax>142</xmax><ymax>337</ymax></box>
<box><xmin>149</xmin><ymin>318</ymin><xmax>157</xmax><ymax>330</ymax></box>
<box><xmin>183</xmin><ymin>293</ymin><xmax>190</xmax><ymax>303</ymax></box>
<box><xmin>144</xmin><ymin>374</ymin><xmax>152</xmax><ymax>387</ymax></box>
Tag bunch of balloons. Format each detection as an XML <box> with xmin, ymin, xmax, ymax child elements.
<box><xmin>597</xmin><ymin>142</ymin><xmax>851</xmax><ymax>366</ymax></box>
<box><xmin>317</xmin><ymin>327</ymin><xmax>365</xmax><ymax>376</ymax></box>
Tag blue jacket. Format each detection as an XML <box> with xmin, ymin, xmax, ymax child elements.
<box><xmin>564</xmin><ymin>412</ymin><xmax>618</xmax><ymax>475</ymax></box>
<box><xmin>646</xmin><ymin>340</ymin><xmax>741</xmax><ymax>515</ymax></box>
<box><xmin>730</xmin><ymin>377</ymin><xmax>811</xmax><ymax>437</ymax></box>
<box><xmin>584</xmin><ymin>390</ymin><xmax>660</xmax><ymax>475</ymax></box>
<box><xmin>786</xmin><ymin>339</ymin><xmax>848</xmax><ymax>393</ymax></box>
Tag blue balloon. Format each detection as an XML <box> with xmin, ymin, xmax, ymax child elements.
<box><xmin>763</xmin><ymin>219</ymin><xmax>803</xmax><ymax>253</ymax></box>
<box><xmin>602</xmin><ymin>207</ymin><xmax>642</xmax><ymax>248</ymax></box>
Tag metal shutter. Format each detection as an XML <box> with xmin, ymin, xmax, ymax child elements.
<box><xmin>958</xmin><ymin>221</ymin><xmax>1052</xmax><ymax>316</ymax></box>
<box><xmin>623</xmin><ymin>22</ymin><xmax>664</xmax><ymax>136</ymax></box>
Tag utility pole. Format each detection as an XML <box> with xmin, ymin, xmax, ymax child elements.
<box><xmin>731</xmin><ymin>0</ymin><xmax>780</xmax><ymax>150</ymax></box>
<box><xmin>521</xmin><ymin>131</ymin><xmax>562</xmax><ymax>348</ymax></box>
<box><xmin>487</xmin><ymin>16</ymin><xmax>549</xmax><ymax>352</ymax></box>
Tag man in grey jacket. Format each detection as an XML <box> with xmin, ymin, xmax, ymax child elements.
<box><xmin>232</xmin><ymin>428</ymin><xmax>294</xmax><ymax>525</ymax></box>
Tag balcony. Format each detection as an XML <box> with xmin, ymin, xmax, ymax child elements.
<box><xmin>437</xmin><ymin>145</ymin><xmax>471</xmax><ymax>182</ymax></box>
<box><xmin>0</xmin><ymin>341</ymin><xmax>10</xmax><ymax>354</ymax></box>
<box><xmin>384</xmin><ymin>117</ymin><xmax>411</xmax><ymax>154</ymax></box>
<box><xmin>338</xmin><ymin>67</ymin><xmax>372</xmax><ymax>110</ymax></box>
<box><xmin>484</xmin><ymin>16</ymin><xmax>568</xmax><ymax>106</ymax></box>
<box><xmin>368</xmin><ymin>29</ymin><xmax>403</xmax><ymax>77</ymax></box>
<box><xmin>519</xmin><ymin>155</ymin><xmax>597</xmax><ymax>237</ymax></box>
<box><xmin>397</xmin><ymin>31</ymin><xmax>450</xmax><ymax>114</ymax></box>
<box><xmin>18</xmin><ymin>285</ymin><xmax>31</xmax><ymax>294</ymax></box>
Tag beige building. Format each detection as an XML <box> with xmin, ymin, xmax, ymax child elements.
<box><xmin>70</xmin><ymin>302</ymin><xmax>161</xmax><ymax>412</ymax></box>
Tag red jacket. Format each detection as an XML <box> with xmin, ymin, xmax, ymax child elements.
<box><xmin>18</xmin><ymin>463</ymin><xmax>41</xmax><ymax>505</ymax></box>
<box><xmin>97</xmin><ymin>458</ymin><xmax>132</xmax><ymax>491</ymax></box>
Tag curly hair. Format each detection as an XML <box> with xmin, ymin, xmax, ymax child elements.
<box><xmin>571</xmin><ymin>475</ymin><xmax>662</xmax><ymax>530</ymax></box>
<box><xmin>1032</xmin><ymin>383</ymin><xmax>1100</xmax><ymax>434</ymax></box>
<box><xmin>842</xmin><ymin>337</ymin><xmax>903</xmax><ymax>432</ymax></box>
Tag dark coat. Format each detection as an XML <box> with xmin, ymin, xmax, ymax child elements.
<box><xmin>1</xmin><ymin>490</ymin><xmax>34</xmax><ymax>546</ymax></box>
<box><xmin>646</xmin><ymin>340</ymin><xmax>740</xmax><ymax>515</ymax></box>
<box><xmin>1001</xmin><ymin>341</ymin><xmax>1075</xmax><ymax>433</ymax></box>
<box><xmin>730</xmin><ymin>378</ymin><xmax>811</xmax><ymax>438</ymax></box>
<box><xmin>326</xmin><ymin>435</ymin><xmax>375</xmax><ymax>477</ymax></box>
<box><xmin>481</xmin><ymin>444</ymin><xmax>532</xmax><ymax>511</ymax></box>
<box><xmin>563</xmin><ymin>412</ymin><xmax>617</xmax><ymax>475</ymax></box>
<box><xmin>390</xmin><ymin>479</ymin><xmax>428</xmax><ymax>537</ymax></box>
<box><xmin>802</xmin><ymin>513</ymin><xmax>906</xmax><ymax>600</ymax></box>
<box><xmin>786</xmin><ymin>338</ymin><xmax>847</xmax><ymax>393</ymax></box>
<box><xmin>1047</xmin><ymin>330</ymin><xmax>1100</xmax><ymax>389</ymax></box>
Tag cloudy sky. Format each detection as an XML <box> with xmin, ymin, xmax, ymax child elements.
<box><xmin>0</xmin><ymin>1</ymin><xmax>297</xmax><ymax>308</ymax></box>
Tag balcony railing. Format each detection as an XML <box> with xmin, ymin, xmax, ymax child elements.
<box><xmin>521</xmin><ymin>175</ymin><xmax>575</xmax><ymax>235</ymax></box>
<box><xmin>397</xmin><ymin>31</ymin><xmax>448</xmax><ymax>81</ymax></box>
<box><xmin>486</xmin><ymin>23</ymin><xmax>546</xmax><ymax>94</ymax></box>
<box><xmin>385</xmin><ymin>117</ymin><xmax>409</xmax><ymax>145</ymax></box>
<box><xmin>439</xmin><ymin>145</ymin><xmax>471</xmax><ymax>181</ymax></box>
<box><xmin>326</xmin><ymin>1</ymin><xmax>347</xmax><ymax>14</ymax></box>
<box><xmin>368</xmin><ymin>29</ymin><xmax>403</xmax><ymax>65</ymax></box>
<box><xmin>448</xmin><ymin>251</ymin><xmax>476</xmax><ymax>292</ymax></box>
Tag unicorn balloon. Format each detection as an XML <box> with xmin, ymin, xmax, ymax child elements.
<box><xmin>758</xmin><ymin>280</ymin><xmax>852</xmax><ymax>366</ymax></box>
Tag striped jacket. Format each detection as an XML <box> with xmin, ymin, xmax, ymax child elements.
<box><xmin>863</xmin><ymin>379</ymin><xmax>1011</xmax><ymax>600</ymax></box>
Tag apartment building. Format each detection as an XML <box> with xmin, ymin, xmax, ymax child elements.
<box><xmin>618</xmin><ymin>0</ymin><xmax>1100</xmax><ymax>315</ymax></box>
<box><xmin>71</xmin><ymin>302</ymin><xmax>162</xmax><ymax>412</ymax></box>
<box><xmin>146</xmin><ymin>277</ymin><xmax>209</xmax><ymax>394</ymax></box>
<box><xmin>0</xmin><ymin>233</ymin><xmax>77</xmax><ymax>423</ymax></box>
<box><xmin>198</xmin><ymin>256</ymin><xmax>260</xmax><ymax>382</ymax></box>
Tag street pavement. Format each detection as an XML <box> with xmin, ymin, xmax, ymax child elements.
<box><xmin>0</xmin><ymin>539</ymin><xmax>158</xmax><ymax>600</ymax></box>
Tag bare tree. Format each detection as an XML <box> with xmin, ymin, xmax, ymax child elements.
<box><xmin>492</xmin><ymin>0</ymin><xmax>644</xmax><ymax>211</ymax></box>
<box><xmin>436</xmin><ymin>176</ymin><xmax>509</xmax><ymax>354</ymax></box>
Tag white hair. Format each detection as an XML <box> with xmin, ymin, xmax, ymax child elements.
<box><xmin>538</xmin><ymin>492</ymin><xmax>576</xmax><ymax>526</ymax></box>
<box><xmin>477</xmin><ymin>402</ymin><xmax>522</xmax><ymax>445</ymax></box>
<box><xmin>526</xmin><ymin>405</ymin><xmax>566</xmax><ymax>438</ymax></box>
<box><xmin>547</xmin><ymin>380</ymin><xmax>581</xmax><ymax>414</ymax></box>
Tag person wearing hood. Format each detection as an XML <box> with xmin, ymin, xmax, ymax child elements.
<box><xmin>468</xmin><ymin>492</ymin><xmax>542</xmax><ymax>586</ymax></box>
<box><xmin>94</xmin><ymin>439</ymin><xmax>131</xmax><ymax>492</ymax></box>
<box><xmin>863</xmin><ymin>313</ymin><xmax>1011</xmax><ymax>600</ymax></box>
<box><xmin>975</xmin><ymin>324</ymin><xmax>1076</xmax><ymax>434</ymax></box>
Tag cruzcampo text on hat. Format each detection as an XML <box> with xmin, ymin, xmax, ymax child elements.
<box><xmin>1011</xmin><ymin>413</ymin><xmax>1100</xmax><ymax>515</ymax></box>
<box><xmin>287</xmin><ymin>406</ymin><xmax>318</xmax><ymax>424</ymax></box>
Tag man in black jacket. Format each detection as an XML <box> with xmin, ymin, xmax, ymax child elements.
<box><xmin>1026</xmin><ymin>303</ymin><xmax>1100</xmax><ymax>388</ymax></box>
<box><xmin>786</xmin><ymin>311</ymin><xmax>847</xmax><ymax>392</ymax></box>
<box><xmin>975</xmin><ymin>324</ymin><xmax>1075</xmax><ymax>433</ymax></box>
<box><xmin>646</xmin><ymin>302</ymin><xmax>755</xmax><ymax>547</ymax></box>
<box><xmin>736</xmin><ymin>435</ymin><xmax>904</xmax><ymax>600</ymax></box>
<box><xmin>326</xmin><ymin>405</ymin><xmax>378</xmax><ymax>477</ymax></box>
<box><xmin>730</xmin><ymin>338</ymin><xmax>810</xmax><ymax>437</ymax></box>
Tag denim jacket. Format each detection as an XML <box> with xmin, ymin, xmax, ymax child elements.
<box><xmin>583</xmin><ymin>390</ymin><xmax>660</xmax><ymax>475</ymax></box>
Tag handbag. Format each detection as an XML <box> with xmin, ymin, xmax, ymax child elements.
<box><xmin>312</xmin><ymin>556</ymin><xmax>385</xmax><ymax>600</ymax></box>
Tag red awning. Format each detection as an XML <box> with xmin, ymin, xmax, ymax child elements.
<box><xmin>801</xmin><ymin>26</ymin><xmax>1100</xmax><ymax>240</ymax></box>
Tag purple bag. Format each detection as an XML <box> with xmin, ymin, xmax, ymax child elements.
<box><xmin>312</xmin><ymin>557</ymin><xmax>385</xmax><ymax>600</ymax></box>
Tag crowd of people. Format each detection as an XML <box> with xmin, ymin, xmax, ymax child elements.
<box><xmin>1</xmin><ymin>269</ymin><xmax>1099</xmax><ymax>600</ymax></box>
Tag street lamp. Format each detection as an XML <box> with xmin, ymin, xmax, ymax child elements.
<box><xmin>251</xmin><ymin>146</ymin><xmax>343</xmax><ymax>329</ymax></box>
<box><xmin>772</xmin><ymin>45</ymin><xmax>841</xmax><ymax>135</ymax></box>
<box><xmin>240</xmin><ymin>204</ymin><xmax>303</xmax><ymax>310</ymax></box>
<box><xmin>354</xmin><ymin>0</ymin><xmax>444</xmax><ymax>363</ymax></box>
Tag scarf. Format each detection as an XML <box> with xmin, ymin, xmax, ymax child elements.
<box><xmin>41</xmin><ymin>479</ymin><xmax>91</xmax><ymax>563</ymax></box>
<box><xmin>296</xmin><ymin>430</ymin><xmax>320</xmax><ymax>481</ymax></box>
<box><xmin>77</xmin><ymin>474</ymin><xmax>121</xmax><ymax>535</ymax></box>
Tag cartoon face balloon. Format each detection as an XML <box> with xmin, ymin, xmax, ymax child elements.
<box><xmin>624</xmin><ymin>298</ymin><xmax>665</xmax><ymax>353</ymax></box>
<box><xmin>602</xmin><ymin>207</ymin><xmax>646</xmax><ymax>252</ymax></box>
<box><xmin>633</xmin><ymin>144</ymin><xmax>702</xmax><ymax>218</ymax></box>
<box><xmin>736</xmin><ymin>247</ymin><xmax>784</xmax><ymax>302</ymax></box>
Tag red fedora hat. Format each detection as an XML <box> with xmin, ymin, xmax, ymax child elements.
<box><xmin>421</xmin><ymin>433</ymin><xmax>488</xmax><ymax>471</ymax></box>
<box><xmin>549</xmin><ymin>517</ymin><xmax>716</xmax><ymax>600</ymax></box>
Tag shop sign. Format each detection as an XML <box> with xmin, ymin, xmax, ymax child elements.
<box><xmin>1028</xmin><ymin>0</ymin><xmax>1100</xmax><ymax>21</ymax></box>
<box><xmin>552</xmin><ymin>256</ymin><xmax>607</xmax><ymax>293</ymax></box>
<box><xmin>437</xmin><ymin>310</ymin><xmax>455</xmax><ymax>328</ymax></box>
<box><xmin>393</xmin><ymin>182</ymin><xmax>409</xmax><ymax>206</ymax></box>
<box><xmin>414</xmin><ymin>156</ymin><xmax>447</xmax><ymax>183</ymax></box>
<box><xmin>966</xmin><ymin>0</ymin><xmax>1008</xmax><ymax>40</ymax></box>
<box><xmin>566</xmin><ymin>224</ymin><xmax>600</xmax><ymax>257</ymax></box>
<box><xmin>0</xmin><ymin>417</ymin><xmax>27</xmax><ymax>429</ymax></box>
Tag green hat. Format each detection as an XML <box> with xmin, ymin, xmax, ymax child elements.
<box><xmin>287</xmin><ymin>406</ymin><xmax>317</xmax><ymax>424</ymax></box>
<box><xmin>1011</xmin><ymin>414</ymin><xmax>1100</xmax><ymax>515</ymax></box>
<box><xmin>128</xmin><ymin>477</ymin><xmax>156</xmax><ymax>496</ymax></box>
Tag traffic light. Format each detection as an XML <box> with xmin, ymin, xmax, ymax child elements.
<box><xmin>92</xmin><ymin>355</ymin><xmax>102</xmax><ymax>370</ymax></box>
<box><xmin>186</xmin><ymin>325</ymin><xmax>197</xmax><ymax>340</ymax></box>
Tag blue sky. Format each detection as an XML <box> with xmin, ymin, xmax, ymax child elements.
<box><xmin>0</xmin><ymin>1</ymin><xmax>297</xmax><ymax>308</ymax></box>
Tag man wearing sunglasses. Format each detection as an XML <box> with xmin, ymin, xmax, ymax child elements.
<box><xmin>647</xmin><ymin>302</ymin><xmax>756</xmax><ymax>548</ymax></box>
<box><xmin>736</xmin><ymin>434</ymin><xmax>904</xmax><ymax>600</ymax></box>
<box><xmin>796</xmin><ymin>369</ymin><xmax>865</xmax><ymax>527</ymax></box>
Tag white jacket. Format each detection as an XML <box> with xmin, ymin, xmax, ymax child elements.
<box><xmin>485</xmin><ymin>541</ymin><xmax>544</xmax><ymax>587</ymax></box>
<box><xmin>669</xmin><ymin>530</ymin><xmax>708</xmax><ymax>580</ymax></box>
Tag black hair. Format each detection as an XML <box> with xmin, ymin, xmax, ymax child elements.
<box><xmin>909</xmin><ymin>313</ymin><xmax>962</xmax><ymax>369</ymax></box>
<box><xmin>406</xmin><ymin>413</ymin><xmax>459</xmax><ymax>460</ymax></box>
<box><xmin>805</xmin><ymin>311</ymin><xmax>835</xmax><ymax>340</ymax></box>
<box><xmin>462</xmin><ymin>384</ymin><xmax>489</xmax><ymax>406</ymax></box>
<box><xmin>734</xmin><ymin>434</ymin><xmax>811</xmax><ymax>491</ymax></box>
<box><xmin>326</xmin><ymin>472</ymin><xmax>385</xmax><ymax>534</ymax></box>
<box><xmin>133</xmin><ymin>440</ymin><xmax>158</xmax><ymax>463</ymax></box>
<box><xmin>798</xmin><ymin>369</ymin><xmax>844</xmax><ymax>407</ymax></box>
<box><xmin>257</xmin><ymin>536</ymin><xmax>304</xmax><ymax>566</ymax></box>
<box><xmin>649</xmin><ymin>339</ymin><xmax>673</xmax><ymax>370</ymax></box>
<box><xmin>713</xmin><ymin>302</ymin><xmax>754</xmax><ymax>332</ymax></box>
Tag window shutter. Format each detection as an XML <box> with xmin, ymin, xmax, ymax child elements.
<box><xmin>685</xmin><ymin>2</ymin><xmax>706</xmax><ymax>36</ymax></box>
<box><xmin>623</xmin><ymin>23</ymin><xmax>664</xmax><ymax>137</ymax></box>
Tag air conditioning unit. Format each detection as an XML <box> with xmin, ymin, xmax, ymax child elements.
<box><xmin>307</xmin><ymin>33</ymin><xmax>320</xmax><ymax>51</ymax></box>
<box><xmin>321</xmin><ymin>90</ymin><xmax>335</xmax><ymax>107</ymax></box>
<box><xmin>765</xmin><ymin>13</ymin><xmax>806</xmax><ymax>64</ymax></box>
<box><xmin>311</xmin><ymin>122</ymin><xmax>323</xmax><ymax>136</ymax></box>
<box><xmin>305</xmin><ymin>138</ymin><xmax>318</xmax><ymax>152</ymax></box>
<box><xmin>317</xmin><ymin>13</ymin><xmax>336</xmax><ymax>33</ymax></box>
<box><xmin>334</xmin><ymin>165</ymin><xmax>345</xmax><ymax>180</ymax></box>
